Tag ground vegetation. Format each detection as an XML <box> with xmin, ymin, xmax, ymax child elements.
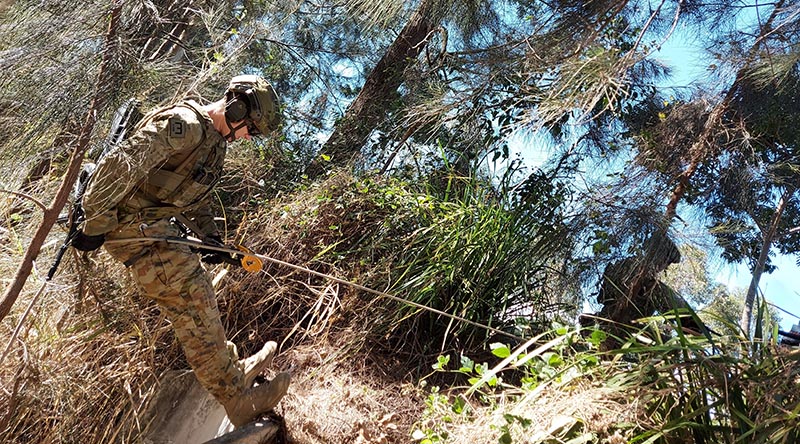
<box><xmin>1</xmin><ymin>0</ymin><xmax>799</xmax><ymax>442</ymax></box>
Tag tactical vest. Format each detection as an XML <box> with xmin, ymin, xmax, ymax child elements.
<box><xmin>123</xmin><ymin>101</ymin><xmax>226</xmax><ymax>220</ymax></box>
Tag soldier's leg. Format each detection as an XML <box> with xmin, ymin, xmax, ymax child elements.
<box><xmin>156</xmin><ymin>250</ymin><xmax>245</xmax><ymax>402</ymax></box>
<box><xmin>105</xmin><ymin>221</ymin><xmax>289</xmax><ymax>426</ymax></box>
<box><xmin>126</xmin><ymin>243</ymin><xmax>290</xmax><ymax>425</ymax></box>
<box><xmin>105</xmin><ymin>223</ymin><xmax>244</xmax><ymax>403</ymax></box>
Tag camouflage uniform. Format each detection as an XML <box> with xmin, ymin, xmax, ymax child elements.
<box><xmin>82</xmin><ymin>100</ymin><xmax>245</xmax><ymax>404</ymax></box>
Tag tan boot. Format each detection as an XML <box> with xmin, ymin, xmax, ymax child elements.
<box><xmin>241</xmin><ymin>341</ymin><xmax>277</xmax><ymax>388</ymax></box>
<box><xmin>224</xmin><ymin>372</ymin><xmax>291</xmax><ymax>427</ymax></box>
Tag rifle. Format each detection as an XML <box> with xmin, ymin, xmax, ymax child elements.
<box><xmin>779</xmin><ymin>329</ymin><xmax>800</xmax><ymax>346</ymax></box>
<box><xmin>87</xmin><ymin>98</ymin><xmax>143</xmax><ymax>161</ymax></box>
<box><xmin>48</xmin><ymin>99</ymin><xmax>143</xmax><ymax>280</ymax></box>
<box><xmin>47</xmin><ymin>166</ymin><xmax>94</xmax><ymax>280</ymax></box>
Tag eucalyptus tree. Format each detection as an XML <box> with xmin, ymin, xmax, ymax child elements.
<box><xmin>299</xmin><ymin>0</ymin><xmax>683</xmax><ymax>178</ymax></box>
<box><xmin>700</xmin><ymin>69</ymin><xmax>800</xmax><ymax>335</ymax></box>
<box><xmin>306</xmin><ymin>0</ymin><xmax>709</xmax><ymax>334</ymax></box>
<box><xmin>623</xmin><ymin>0</ymin><xmax>800</xmax><ymax>336</ymax></box>
<box><xmin>577</xmin><ymin>0</ymin><xmax>800</xmax><ymax>337</ymax></box>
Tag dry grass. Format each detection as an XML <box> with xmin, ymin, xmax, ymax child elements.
<box><xmin>209</xmin><ymin>170</ymin><xmax>428</xmax><ymax>442</ymax></box>
<box><xmin>279</xmin><ymin>340</ymin><xmax>424</xmax><ymax>444</ymax></box>
<box><xmin>1</xmin><ymin>165</ymin><xmax>427</xmax><ymax>443</ymax></box>
<box><xmin>0</xmin><ymin>254</ymin><xmax>184</xmax><ymax>443</ymax></box>
<box><xmin>10</xmin><ymin>155</ymin><xmax>783</xmax><ymax>444</ymax></box>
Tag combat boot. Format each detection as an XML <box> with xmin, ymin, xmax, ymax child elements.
<box><xmin>224</xmin><ymin>372</ymin><xmax>291</xmax><ymax>427</ymax></box>
<box><xmin>241</xmin><ymin>341</ymin><xmax>277</xmax><ymax>388</ymax></box>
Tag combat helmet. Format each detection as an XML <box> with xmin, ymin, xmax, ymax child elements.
<box><xmin>225</xmin><ymin>75</ymin><xmax>281</xmax><ymax>134</ymax></box>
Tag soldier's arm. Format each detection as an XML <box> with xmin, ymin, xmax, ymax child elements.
<box><xmin>82</xmin><ymin>107</ymin><xmax>204</xmax><ymax>235</ymax></box>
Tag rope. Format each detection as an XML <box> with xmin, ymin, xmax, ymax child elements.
<box><xmin>104</xmin><ymin>236</ymin><xmax>524</xmax><ymax>341</ymax></box>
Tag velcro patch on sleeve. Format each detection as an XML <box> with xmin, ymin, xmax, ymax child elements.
<box><xmin>169</xmin><ymin>116</ymin><xmax>186</xmax><ymax>138</ymax></box>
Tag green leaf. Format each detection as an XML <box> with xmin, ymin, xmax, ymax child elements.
<box><xmin>546</xmin><ymin>353</ymin><xmax>564</xmax><ymax>367</ymax></box>
<box><xmin>452</xmin><ymin>396</ymin><xmax>466</xmax><ymax>414</ymax></box>
<box><xmin>581</xmin><ymin>355</ymin><xmax>599</xmax><ymax>367</ymax></box>
<box><xmin>498</xmin><ymin>431</ymin><xmax>512</xmax><ymax>444</ymax></box>
<box><xmin>588</xmin><ymin>329</ymin><xmax>607</xmax><ymax>347</ymax></box>
<box><xmin>490</xmin><ymin>343</ymin><xmax>511</xmax><ymax>358</ymax></box>
<box><xmin>433</xmin><ymin>355</ymin><xmax>450</xmax><ymax>370</ymax></box>
<box><xmin>459</xmin><ymin>355</ymin><xmax>475</xmax><ymax>373</ymax></box>
<box><xmin>520</xmin><ymin>376</ymin><xmax>537</xmax><ymax>390</ymax></box>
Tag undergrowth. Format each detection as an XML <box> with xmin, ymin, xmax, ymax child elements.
<box><xmin>411</xmin><ymin>314</ymin><xmax>800</xmax><ymax>444</ymax></box>
<box><xmin>1</xmin><ymin>157</ymin><xmax>798</xmax><ymax>444</ymax></box>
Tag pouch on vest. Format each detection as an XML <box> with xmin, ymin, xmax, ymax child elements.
<box><xmin>141</xmin><ymin>102</ymin><xmax>225</xmax><ymax>208</ymax></box>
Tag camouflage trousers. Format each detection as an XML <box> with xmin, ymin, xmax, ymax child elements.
<box><xmin>104</xmin><ymin>219</ymin><xmax>244</xmax><ymax>403</ymax></box>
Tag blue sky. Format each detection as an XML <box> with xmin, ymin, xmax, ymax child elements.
<box><xmin>716</xmin><ymin>256</ymin><xmax>800</xmax><ymax>331</ymax></box>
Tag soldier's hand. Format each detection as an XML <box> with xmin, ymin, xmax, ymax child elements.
<box><xmin>71</xmin><ymin>231</ymin><xmax>106</xmax><ymax>251</ymax></box>
<box><xmin>200</xmin><ymin>235</ymin><xmax>243</xmax><ymax>267</ymax></box>
<box><xmin>201</xmin><ymin>251</ymin><xmax>226</xmax><ymax>265</ymax></box>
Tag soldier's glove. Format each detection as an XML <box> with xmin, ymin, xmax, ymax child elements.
<box><xmin>71</xmin><ymin>231</ymin><xmax>106</xmax><ymax>251</ymax></box>
<box><xmin>200</xmin><ymin>234</ymin><xmax>241</xmax><ymax>267</ymax></box>
<box><xmin>201</xmin><ymin>251</ymin><xmax>226</xmax><ymax>265</ymax></box>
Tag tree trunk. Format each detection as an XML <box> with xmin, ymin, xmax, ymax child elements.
<box><xmin>740</xmin><ymin>187</ymin><xmax>794</xmax><ymax>336</ymax></box>
<box><xmin>658</xmin><ymin>3</ymin><xmax>786</xmax><ymax>340</ymax></box>
<box><xmin>663</xmin><ymin>0</ymin><xmax>784</xmax><ymax>221</ymax></box>
<box><xmin>0</xmin><ymin>1</ymin><xmax>124</xmax><ymax>323</ymax></box>
<box><xmin>664</xmin><ymin>106</ymin><xmax>725</xmax><ymax>220</ymax></box>
<box><xmin>306</xmin><ymin>0</ymin><xmax>437</xmax><ymax>178</ymax></box>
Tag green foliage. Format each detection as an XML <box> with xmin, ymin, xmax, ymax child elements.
<box><xmin>415</xmin><ymin>326</ymin><xmax>606</xmax><ymax>443</ymax></box>
<box><xmin>413</xmin><ymin>311</ymin><xmax>800</xmax><ymax>443</ymax></box>
<box><xmin>3</xmin><ymin>0</ymin><xmax>799</xmax><ymax>443</ymax></box>
<box><xmin>271</xmin><ymin>169</ymin><xmax>573</xmax><ymax>352</ymax></box>
<box><xmin>382</xmin><ymin>173</ymin><xmax>572</xmax><ymax>349</ymax></box>
<box><xmin>613</xmin><ymin>316</ymin><xmax>800</xmax><ymax>444</ymax></box>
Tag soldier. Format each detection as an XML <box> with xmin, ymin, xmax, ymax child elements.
<box><xmin>70</xmin><ymin>75</ymin><xmax>290</xmax><ymax>427</ymax></box>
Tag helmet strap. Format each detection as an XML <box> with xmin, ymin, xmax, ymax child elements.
<box><xmin>224</xmin><ymin>119</ymin><xmax>248</xmax><ymax>142</ymax></box>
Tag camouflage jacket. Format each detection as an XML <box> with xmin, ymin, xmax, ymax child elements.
<box><xmin>82</xmin><ymin>100</ymin><xmax>226</xmax><ymax>237</ymax></box>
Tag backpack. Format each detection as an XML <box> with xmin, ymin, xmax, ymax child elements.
<box><xmin>51</xmin><ymin>99</ymin><xmax>144</xmax><ymax>279</ymax></box>
<box><xmin>80</xmin><ymin>98</ymin><xmax>144</xmax><ymax>189</ymax></box>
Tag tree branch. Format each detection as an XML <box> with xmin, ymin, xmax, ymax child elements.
<box><xmin>0</xmin><ymin>189</ymin><xmax>47</xmax><ymax>212</ymax></box>
<box><xmin>0</xmin><ymin>0</ymin><xmax>124</xmax><ymax>323</ymax></box>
